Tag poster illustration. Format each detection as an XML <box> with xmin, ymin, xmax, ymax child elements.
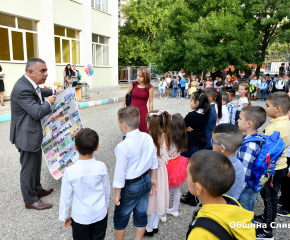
<box><xmin>41</xmin><ymin>87</ymin><xmax>83</xmax><ymax>180</ymax></box>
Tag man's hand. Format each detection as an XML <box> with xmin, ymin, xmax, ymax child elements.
<box><xmin>287</xmin><ymin>172</ymin><xmax>290</xmax><ymax>178</ymax></box>
<box><xmin>47</xmin><ymin>95</ymin><xmax>56</xmax><ymax>105</ymax></box>
<box><xmin>62</xmin><ymin>217</ymin><xmax>72</xmax><ymax>230</ymax></box>
<box><xmin>150</xmin><ymin>179</ymin><xmax>157</xmax><ymax>195</ymax></box>
<box><xmin>55</xmin><ymin>89</ymin><xmax>63</xmax><ymax>95</ymax></box>
<box><xmin>186</xmin><ymin>126</ymin><xmax>193</xmax><ymax>132</ymax></box>
<box><xmin>114</xmin><ymin>195</ymin><xmax>121</xmax><ymax>206</ymax></box>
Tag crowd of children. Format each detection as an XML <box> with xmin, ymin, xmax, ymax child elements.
<box><xmin>58</xmin><ymin>84</ymin><xmax>290</xmax><ymax>240</ymax></box>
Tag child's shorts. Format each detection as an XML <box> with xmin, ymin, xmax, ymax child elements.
<box><xmin>160</xmin><ymin>88</ymin><xmax>165</xmax><ymax>94</ymax></box>
<box><xmin>114</xmin><ymin>172</ymin><xmax>152</xmax><ymax>230</ymax></box>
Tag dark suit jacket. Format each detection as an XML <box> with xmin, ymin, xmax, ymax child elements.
<box><xmin>10</xmin><ymin>75</ymin><xmax>53</xmax><ymax>152</ymax></box>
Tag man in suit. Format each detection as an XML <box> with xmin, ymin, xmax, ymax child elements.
<box><xmin>10</xmin><ymin>58</ymin><xmax>61</xmax><ymax>210</ymax></box>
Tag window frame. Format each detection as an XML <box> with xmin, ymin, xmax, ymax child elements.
<box><xmin>0</xmin><ymin>16</ymin><xmax>38</xmax><ymax>63</ymax></box>
<box><xmin>54</xmin><ymin>25</ymin><xmax>81</xmax><ymax>65</ymax></box>
<box><xmin>92</xmin><ymin>35</ymin><xmax>110</xmax><ymax>67</ymax></box>
<box><xmin>91</xmin><ymin>0</ymin><xmax>111</xmax><ymax>15</ymax></box>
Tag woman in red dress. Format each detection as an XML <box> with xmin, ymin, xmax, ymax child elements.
<box><xmin>122</xmin><ymin>67</ymin><xmax>153</xmax><ymax>133</ymax></box>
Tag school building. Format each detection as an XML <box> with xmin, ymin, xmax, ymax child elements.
<box><xmin>0</xmin><ymin>0</ymin><xmax>118</xmax><ymax>98</ymax></box>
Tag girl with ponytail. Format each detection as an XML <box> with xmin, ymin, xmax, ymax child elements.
<box><xmin>235</xmin><ymin>83</ymin><xmax>251</xmax><ymax>126</ymax></box>
<box><xmin>145</xmin><ymin>110</ymin><xmax>171</xmax><ymax>236</ymax></box>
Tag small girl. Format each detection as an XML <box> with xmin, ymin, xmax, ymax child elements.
<box><xmin>215</xmin><ymin>77</ymin><xmax>223</xmax><ymax>92</ymax></box>
<box><xmin>189</xmin><ymin>77</ymin><xmax>197</xmax><ymax>95</ymax></box>
<box><xmin>159</xmin><ymin>77</ymin><xmax>167</xmax><ymax>99</ymax></box>
<box><xmin>203</xmin><ymin>77</ymin><xmax>213</xmax><ymax>88</ymax></box>
<box><xmin>180</xmin><ymin>90</ymin><xmax>211</xmax><ymax>205</ymax></box>
<box><xmin>176</xmin><ymin>76</ymin><xmax>182</xmax><ymax>98</ymax></box>
<box><xmin>145</xmin><ymin>110</ymin><xmax>171</xmax><ymax>236</ymax></box>
<box><xmin>235</xmin><ymin>83</ymin><xmax>251</xmax><ymax>126</ymax></box>
<box><xmin>185</xmin><ymin>79</ymin><xmax>190</xmax><ymax>98</ymax></box>
<box><xmin>165</xmin><ymin>113</ymin><xmax>188</xmax><ymax>219</ymax></box>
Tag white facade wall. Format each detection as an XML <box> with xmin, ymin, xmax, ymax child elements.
<box><xmin>0</xmin><ymin>0</ymin><xmax>118</xmax><ymax>98</ymax></box>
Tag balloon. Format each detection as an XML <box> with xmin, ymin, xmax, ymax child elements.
<box><xmin>87</xmin><ymin>64</ymin><xmax>91</xmax><ymax>69</ymax></box>
<box><xmin>91</xmin><ymin>67</ymin><xmax>93</xmax><ymax>70</ymax></box>
<box><xmin>89</xmin><ymin>69</ymin><xmax>94</xmax><ymax>76</ymax></box>
<box><xmin>85</xmin><ymin>68</ymin><xmax>89</xmax><ymax>74</ymax></box>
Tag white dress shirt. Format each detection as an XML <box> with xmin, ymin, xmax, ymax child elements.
<box><xmin>59</xmin><ymin>158</ymin><xmax>110</xmax><ymax>224</ymax></box>
<box><xmin>25</xmin><ymin>75</ymin><xmax>54</xmax><ymax>105</ymax></box>
<box><xmin>275</xmin><ymin>80</ymin><xmax>285</xmax><ymax>90</ymax></box>
<box><xmin>113</xmin><ymin>129</ymin><xmax>158</xmax><ymax>188</ymax></box>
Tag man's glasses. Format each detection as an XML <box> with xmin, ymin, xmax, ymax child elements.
<box><xmin>211</xmin><ymin>139</ymin><xmax>231</xmax><ymax>152</ymax></box>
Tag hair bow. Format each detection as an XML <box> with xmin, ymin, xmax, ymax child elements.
<box><xmin>148</xmin><ymin>110</ymin><xmax>165</xmax><ymax>117</ymax></box>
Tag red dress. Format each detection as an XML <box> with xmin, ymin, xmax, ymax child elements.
<box><xmin>130</xmin><ymin>82</ymin><xmax>152</xmax><ymax>133</ymax></box>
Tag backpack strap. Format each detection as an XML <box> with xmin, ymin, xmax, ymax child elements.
<box><xmin>241</xmin><ymin>136</ymin><xmax>265</xmax><ymax>145</ymax></box>
<box><xmin>186</xmin><ymin>217</ymin><xmax>237</xmax><ymax>240</ymax></box>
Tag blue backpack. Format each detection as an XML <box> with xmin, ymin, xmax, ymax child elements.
<box><xmin>241</xmin><ymin>131</ymin><xmax>285</xmax><ymax>192</ymax></box>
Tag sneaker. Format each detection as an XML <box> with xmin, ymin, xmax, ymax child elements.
<box><xmin>256</xmin><ymin>228</ymin><xmax>274</xmax><ymax>240</ymax></box>
<box><xmin>160</xmin><ymin>97</ymin><xmax>162</xmax><ymax>99</ymax></box>
<box><xmin>180</xmin><ymin>191</ymin><xmax>198</xmax><ymax>206</ymax></box>
<box><xmin>160</xmin><ymin>216</ymin><xmax>166</xmax><ymax>222</ymax></box>
<box><xmin>254</xmin><ymin>214</ymin><xmax>266</xmax><ymax>224</ymax></box>
<box><xmin>166</xmin><ymin>209</ymin><xmax>179</xmax><ymax>217</ymax></box>
<box><xmin>181</xmin><ymin>97</ymin><xmax>184</xmax><ymax>99</ymax></box>
<box><xmin>164</xmin><ymin>97</ymin><xmax>167</xmax><ymax>99</ymax></box>
<box><xmin>277</xmin><ymin>207</ymin><xmax>290</xmax><ymax>217</ymax></box>
<box><xmin>277</xmin><ymin>199</ymin><xmax>284</xmax><ymax>207</ymax></box>
<box><xmin>258</xmin><ymin>100</ymin><xmax>262</xmax><ymax>102</ymax></box>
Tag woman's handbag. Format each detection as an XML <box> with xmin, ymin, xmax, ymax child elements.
<box><xmin>125</xmin><ymin>82</ymin><xmax>136</xmax><ymax>106</ymax></box>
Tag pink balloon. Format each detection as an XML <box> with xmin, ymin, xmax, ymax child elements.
<box><xmin>87</xmin><ymin>64</ymin><xmax>91</xmax><ymax>69</ymax></box>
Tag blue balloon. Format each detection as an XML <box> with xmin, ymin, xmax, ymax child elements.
<box><xmin>89</xmin><ymin>69</ymin><xmax>94</xmax><ymax>76</ymax></box>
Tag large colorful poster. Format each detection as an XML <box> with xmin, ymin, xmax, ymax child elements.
<box><xmin>41</xmin><ymin>87</ymin><xmax>83</xmax><ymax>180</ymax></box>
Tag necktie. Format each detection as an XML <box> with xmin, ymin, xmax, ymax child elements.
<box><xmin>36</xmin><ymin>86</ymin><xmax>43</xmax><ymax>104</ymax></box>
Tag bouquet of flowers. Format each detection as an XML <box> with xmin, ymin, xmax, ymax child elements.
<box><xmin>225</xmin><ymin>75</ymin><xmax>239</xmax><ymax>87</ymax></box>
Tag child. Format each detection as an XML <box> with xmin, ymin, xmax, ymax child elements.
<box><xmin>236</xmin><ymin>107</ymin><xmax>266</xmax><ymax>212</ymax></box>
<box><xmin>226</xmin><ymin>89</ymin><xmax>237</xmax><ymax>125</ymax></box>
<box><xmin>188</xmin><ymin>77</ymin><xmax>197</xmax><ymax>95</ymax></box>
<box><xmin>159</xmin><ymin>77</ymin><xmax>167</xmax><ymax>99</ymax></box>
<box><xmin>185</xmin><ymin>79</ymin><xmax>190</xmax><ymax>98</ymax></box>
<box><xmin>177</xmin><ymin>76</ymin><xmax>182</xmax><ymax>98</ymax></box>
<box><xmin>203</xmin><ymin>77</ymin><xmax>213</xmax><ymax>88</ymax></box>
<box><xmin>218</xmin><ymin>93</ymin><xmax>229</xmax><ymax>124</ymax></box>
<box><xmin>235</xmin><ymin>83</ymin><xmax>251</xmax><ymax>126</ymax></box>
<box><xmin>59</xmin><ymin>128</ymin><xmax>110</xmax><ymax>240</ymax></box>
<box><xmin>255</xmin><ymin>92</ymin><xmax>290</xmax><ymax>238</ymax></box>
<box><xmin>172</xmin><ymin>76</ymin><xmax>178</xmax><ymax>98</ymax></box>
<box><xmin>215</xmin><ymin>77</ymin><xmax>223</xmax><ymax>92</ymax></box>
<box><xmin>275</xmin><ymin>75</ymin><xmax>285</xmax><ymax>92</ymax></box>
<box><xmin>113</xmin><ymin>107</ymin><xmax>158</xmax><ymax>240</ymax></box>
<box><xmin>185</xmin><ymin>150</ymin><xmax>255</xmax><ymax>239</ymax></box>
<box><xmin>180</xmin><ymin>90</ymin><xmax>212</xmax><ymax>206</ymax></box>
<box><xmin>258</xmin><ymin>77</ymin><xmax>268</xmax><ymax>102</ymax></box>
<box><xmin>268</xmin><ymin>77</ymin><xmax>274</xmax><ymax>95</ymax></box>
<box><xmin>145</xmin><ymin>110</ymin><xmax>171</xmax><ymax>236</ymax></box>
<box><xmin>165</xmin><ymin>113</ymin><xmax>188</xmax><ymax>219</ymax></box>
<box><xmin>212</xmin><ymin>124</ymin><xmax>244</xmax><ymax>200</ymax></box>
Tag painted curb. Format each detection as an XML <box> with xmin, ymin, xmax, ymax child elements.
<box><xmin>0</xmin><ymin>97</ymin><xmax>124</xmax><ymax>123</ymax></box>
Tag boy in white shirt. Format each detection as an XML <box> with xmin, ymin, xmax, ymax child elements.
<box><xmin>276</xmin><ymin>75</ymin><xmax>285</xmax><ymax>92</ymax></box>
<box><xmin>59</xmin><ymin>128</ymin><xmax>110</xmax><ymax>240</ymax></box>
<box><xmin>114</xmin><ymin>106</ymin><xmax>158</xmax><ymax>240</ymax></box>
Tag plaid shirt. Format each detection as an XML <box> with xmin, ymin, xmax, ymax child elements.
<box><xmin>226</xmin><ymin>101</ymin><xmax>236</xmax><ymax>125</ymax></box>
<box><xmin>236</xmin><ymin>133</ymin><xmax>263</xmax><ymax>184</ymax></box>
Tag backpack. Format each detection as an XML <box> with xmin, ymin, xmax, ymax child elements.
<box><xmin>186</xmin><ymin>195</ymin><xmax>239</xmax><ymax>240</ymax></box>
<box><xmin>240</xmin><ymin>131</ymin><xmax>285</xmax><ymax>192</ymax></box>
<box><xmin>77</xmin><ymin>73</ymin><xmax>81</xmax><ymax>82</ymax></box>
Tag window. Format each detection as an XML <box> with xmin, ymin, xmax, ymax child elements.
<box><xmin>0</xmin><ymin>13</ymin><xmax>38</xmax><ymax>62</ymax></box>
<box><xmin>92</xmin><ymin>34</ymin><xmax>109</xmax><ymax>66</ymax></box>
<box><xmin>92</xmin><ymin>0</ymin><xmax>109</xmax><ymax>14</ymax></box>
<box><xmin>54</xmin><ymin>25</ymin><xmax>80</xmax><ymax>64</ymax></box>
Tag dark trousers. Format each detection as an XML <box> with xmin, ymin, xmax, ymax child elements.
<box><xmin>181</xmin><ymin>87</ymin><xmax>185</xmax><ymax>98</ymax></box>
<box><xmin>279</xmin><ymin>157</ymin><xmax>290</xmax><ymax>211</ymax></box>
<box><xmin>72</xmin><ymin>214</ymin><xmax>108</xmax><ymax>240</ymax></box>
<box><xmin>19</xmin><ymin>149</ymin><xmax>43</xmax><ymax>204</ymax></box>
<box><xmin>260</xmin><ymin>168</ymin><xmax>287</xmax><ymax>231</ymax></box>
<box><xmin>260</xmin><ymin>89</ymin><xmax>266</xmax><ymax>100</ymax></box>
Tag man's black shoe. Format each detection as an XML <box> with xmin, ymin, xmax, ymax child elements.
<box><xmin>180</xmin><ymin>191</ymin><xmax>198</xmax><ymax>206</ymax></box>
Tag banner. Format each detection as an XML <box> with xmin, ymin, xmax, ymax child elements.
<box><xmin>41</xmin><ymin>87</ymin><xmax>83</xmax><ymax>180</ymax></box>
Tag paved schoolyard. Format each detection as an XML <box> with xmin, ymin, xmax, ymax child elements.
<box><xmin>0</xmin><ymin>96</ymin><xmax>289</xmax><ymax>240</ymax></box>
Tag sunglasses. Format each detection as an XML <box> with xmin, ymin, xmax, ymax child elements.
<box><xmin>211</xmin><ymin>139</ymin><xmax>231</xmax><ymax>152</ymax></box>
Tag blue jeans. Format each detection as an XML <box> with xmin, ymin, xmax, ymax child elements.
<box><xmin>172</xmin><ymin>88</ymin><xmax>177</xmax><ymax>98</ymax></box>
<box><xmin>260</xmin><ymin>89</ymin><xmax>266</xmax><ymax>100</ymax></box>
<box><xmin>239</xmin><ymin>185</ymin><xmax>259</xmax><ymax>222</ymax></box>
<box><xmin>114</xmin><ymin>173</ymin><xmax>152</xmax><ymax>230</ymax></box>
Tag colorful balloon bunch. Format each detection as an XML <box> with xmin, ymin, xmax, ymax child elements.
<box><xmin>85</xmin><ymin>64</ymin><xmax>94</xmax><ymax>76</ymax></box>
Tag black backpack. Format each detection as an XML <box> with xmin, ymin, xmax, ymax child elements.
<box><xmin>185</xmin><ymin>196</ymin><xmax>239</xmax><ymax>240</ymax></box>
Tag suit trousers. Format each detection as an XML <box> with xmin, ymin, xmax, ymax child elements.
<box><xmin>19</xmin><ymin>148</ymin><xmax>43</xmax><ymax>204</ymax></box>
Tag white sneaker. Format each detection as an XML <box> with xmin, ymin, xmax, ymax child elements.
<box><xmin>160</xmin><ymin>216</ymin><xmax>167</xmax><ymax>222</ymax></box>
<box><xmin>167</xmin><ymin>209</ymin><xmax>179</xmax><ymax>217</ymax></box>
<box><xmin>181</xmin><ymin>98</ymin><xmax>184</xmax><ymax>99</ymax></box>
<box><xmin>164</xmin><ymin>97</ymin><xmax>167</xmax><ymax>99</ymax></box>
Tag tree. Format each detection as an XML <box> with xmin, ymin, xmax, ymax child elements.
<box><xmin>118</xmin><ymin>0</ymin><xmax>170</xmax><ymax>66</ymax></box>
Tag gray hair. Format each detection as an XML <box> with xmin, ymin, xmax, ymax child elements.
<box><xmin>25</xmin><ymin>58</ymin><xmax>46</xmax><ymax>72</ymax></box>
